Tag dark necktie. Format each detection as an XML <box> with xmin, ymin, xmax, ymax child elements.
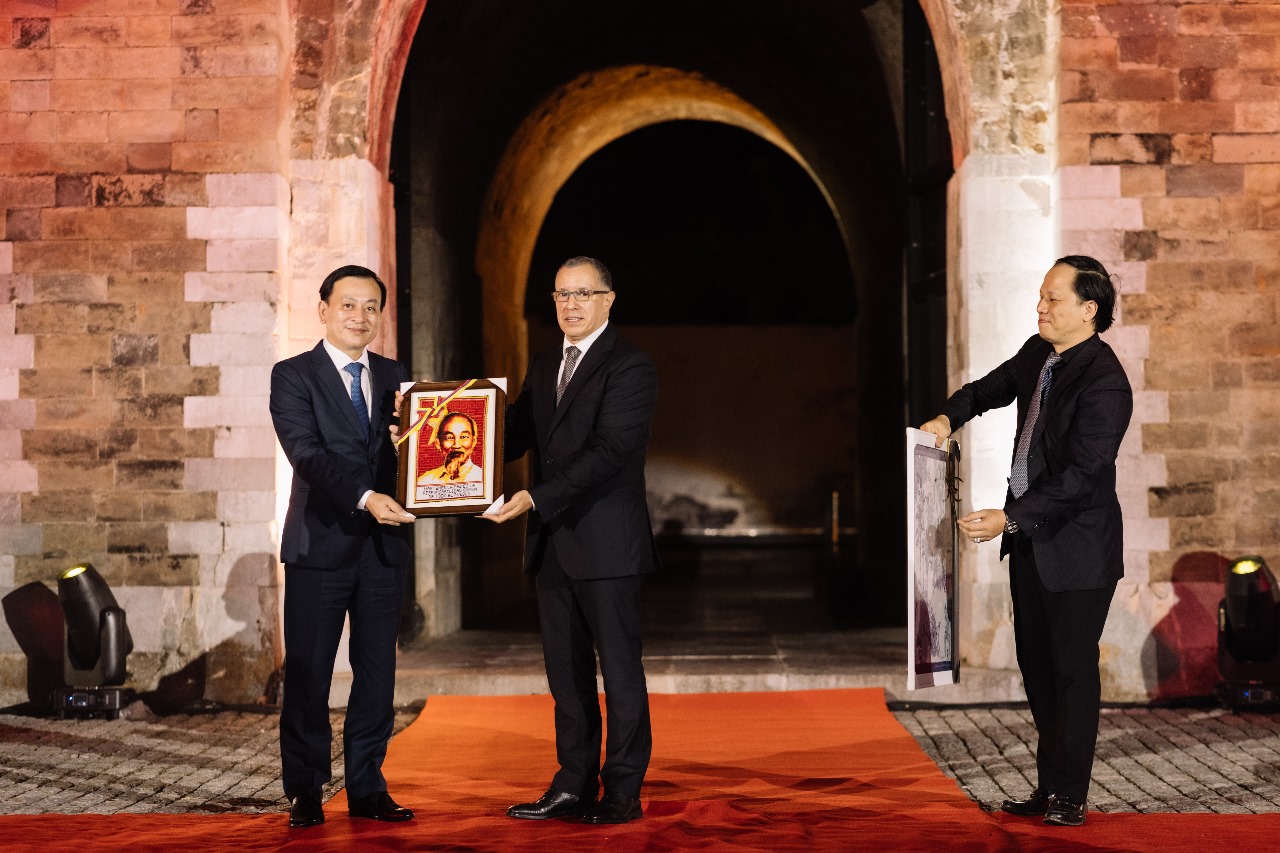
<box><xmin>343</xmin><ymin>362</ymin><xmax>370</xmax><ymax>444</ymax></box>
<box><xmin>1010</xmin><ymin>351</ymin><xmax>1061</xmax><ymax>498</ymax></box>
<box><xmin>555</xmin><ymin>346</ymin><xmax>581</xmax><ymax>406</ymax></box>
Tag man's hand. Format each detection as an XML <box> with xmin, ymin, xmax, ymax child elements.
<box><xmin>366</xmin><ymin>492</ymin><xmax>416</xmax><ymax>526</ymax></box>
<box><xmin>958</xmin><ymin>509</ymin><xmax>1005</xmax><ymax>544</ymax></box>
<box><xmin>485</xmin><ymin>490</ymin><xmax>534</xmax><ymax>524</ymax></box>
<box><xmin>919</xmin><ymin>414</ymin><xmax>952</xmax><ymax>449</ymax></box>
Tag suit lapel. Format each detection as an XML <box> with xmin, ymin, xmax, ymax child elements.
<box><xmin>1033</xmin><ymin>335</ymin><xmax>1100</xmax><ymax>446</ymax></box>
<box><xmin>549</xmin><ymin>326</ymin><xmax>616</xmax><ymax>433</ymax></box>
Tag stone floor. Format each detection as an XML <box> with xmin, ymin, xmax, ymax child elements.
<box><xmin>6</xmin><ymin>543</ymin><xmax>1277</xmax><ymax>817</ymax></box>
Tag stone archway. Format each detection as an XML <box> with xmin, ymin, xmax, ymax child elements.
<box><xmin>474</xmin><ymin>65</ymin><xmax>828</xmax><ymax>387</ymax></box>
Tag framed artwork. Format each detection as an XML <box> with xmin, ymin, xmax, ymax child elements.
<box><xmin>905</xmin><ymin>427</ymin><xmax>961</xmax><ymax>690</ymax></box>
<box><xmin>395</xmin><ymin>378</ymin><xmax>506</xmax><ymax>517</ymax></box>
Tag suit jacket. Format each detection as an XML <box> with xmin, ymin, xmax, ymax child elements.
<box><xmin>270</xmin><ymin>342</ymin><xmax>411</xmax><ymax>570</ymax></box>
<box><xmin>506</xmin><ymin>325</ymin><xmax>660</xmax><ymax>580</ymax></box>
<box><xmin>940</xmin><ymin>333</ymin><xmax>1132</xmax><ymax>591</ymax></box>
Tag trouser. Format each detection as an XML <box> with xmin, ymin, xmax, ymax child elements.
<box><xmin>280</xmin><ymin>538</ymin><xmax>404</xmax><ymax>800</ymax></box>
<box><xmin>1009</xmin><ymin>537</ymin><xmax>1117</xmax><ymax>804</ymax></box>
<box><xmin>535</xmin><ymin>545</ymin><xmax>651</xmax><ymax>799</ymax></box>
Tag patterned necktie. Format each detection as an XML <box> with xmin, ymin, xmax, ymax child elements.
<box><xmin>1009</xmin><ymin>351</ymin><xmax>1061</xmax><ymax>498</ymax></box>
<box><xmin>343</xmin><ymin>362</ymin><xmax>370</xmax><ymax>444</ymax></box>
<box><xmin>555</xmin><ymin>346</ymin><xmax>581</xmax><ymax>406</ymax></box>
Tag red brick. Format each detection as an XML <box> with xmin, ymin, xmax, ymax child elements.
<box><xmin>1121</xmin><ymin>165</ymin><xmax>1166</xmax><ymax>196</ymax></box>
<box><xmin>124</xmin><ymin>79</ymin><xmax>173</xmax><ymax>111</ymax></box>
<box><xmin>1061</xmin><ymin>37</ymin><xmax>1120</xmax><ymax>70</ymax></box>
<box><xmin>218</xmin><ymin>107</ymin><xmax>277</xmax><ymax>140</ymax></box>
<box><xmin>1059</xmin><ymin>134</ymin><xmax>1091</xmax><ymax>166</ymax></box>
<box><xmin>171</xmin><ymin>139</ymin><xmax>278</xmax><ymax>172</ymax></box>
<box><xmin>1158</xmin><ymin>230</ymin><xmax>1231</xmax><ymax>260</ymax></box>
<box><xmin>126</xmin><ymin>16</ymin><xmax>172</xmax><ymax>48</ymax></box>
<box><xmin>1147</xmin><ymin>260</ymin><xmax>1256</xmax><ymax>294</ymax></box>
<box><xmin>1238</xmin><ymin>36</ymin><xmax>1280</xmax><ymax>70</ymax></box>
<box><xmin>50</xmin><ymin>17</ymin><xmax>127</xmax><ymax>47</ymax></box>
<box><xmin>54</xmin><ymin>47</ymin><xmax>182</xmax><ymax>80</ymax></box>
<box><xmin>185</xmin><ymin>108</ymin><xmax>218</xmax><ymax>140</ymax></box>
<box><xmin>1091</xmin><ymin>133</ymin><xmax>1172</xmax><ymax>164</ymax></box>
<box><xmin>87</xmin><ymin>303</ymin><xmax>140</xmax><ymax>335</ymax></box>
<box><xmin>16</xmin><ymin>302</ymin><xmax>88</xmax><ymax>333</ymax></box>
<box><xmin>1096</xmin><ymin>68</ymin><xmax>1178</xmax><ymax>102</ymax></box>
<box><xmin>126</xmin><ymin>142</ymin><xmax>171</xmax><ymax>172</ymax></box>
<box><xmin>56</xmin><ymin>111</ymin><xmax>108</xmax><ymax>142</ymax></box>
<box><xmin>142</xmin><ymin>366</ymin><xmax>218</xmax><ymax>397</ymax></box>
<box><xmin>1261</xmin><ymin>197</ymin><xmax>1280</xmax><ymax>229</ymax></box>
<box><xmin>1118</xmin><ymin>35</ymin><xmax>1160</xmax><ymax>64</ymax></box>
<box><xmin>76</xmin><ymin>0</ymin><xmax>181</xmax><ymax>13</ymax></box>
<box><xmin>34</xmin><ymin>333</ymin><xmax>111</xmax><ymax>369</ymax></box>
<box><xmin>1221</xmin><ymin>7</ymin><xmax>1280</xmax><ymax>35</ymax></box>
<box><xmin>1166</xmin><ymin>164</ymin><xmax>1245</xmax><ymax>197</ymax></box>
<box><xmin>106</xmin><ymin>271</ymin><xmax>185</xmax><ymax>303</ymax></box>
<box><xmin>1159</xmin><ymin>36</ymin><xmax>1240</xmax><ymax>69</ymax></box>
<box><xmin>41</xmin><ymin>208</ymin><xmax>186</xmax><ymax>241</ymax></box>
<box><xmin>55</xmin><ymin>174</ymin><xmax>89</xmax><ymax>207</ymax></box>
<box><xmin>90</xmin><ymin>174</ymin><xmax>165</xmax><ymax>207</ymax></box>
<box><xmin>1172</xmin><ymin>133</ymin><xmax>1213</xmax><ymax>164</ymax></box>
<box><xmin>1238</xmin><ymin>102</ymin><xmax>1280</xmax><ymax>133</ymax></box>
<box><xmin>1221</xmin><ymin>197</ymin><xmax>1261</xmax><ymax>230</ymax></box>
<box><xmin>6</xmin><ymin>209</ymin><xmax>40</xmax><ymax>241</ymax></box>
<box><xmin>10</xmin><ymin>142</ymin><xmax>128</xmax><ymax>174</ymax></box>
<box><xmin>115</xmin><ymin>396</ymin><xmax>184</xmax><ymax>428</ymax></box>
<box><xmin>1178</xmin><ymin>67</ymin><xmax>1214</xmax><ymax>101</ymax></box>
<box><xmin>1214</xmin><ymin>134</ymin><xmax>1280</xmax><ymax>163</ymax></box>
<box><xmin>95</xmin><ymin>492</ymin><xmax>143</xmax><ymax>522</ymax></box>
<box><xmin>19</xmin><ymin>366</ymin><xmax>92</xmax><ymax>399</ymax></box>
<box><xmin>1230</xmin><ymin>230</ymin><xmax>1280</xmax><ymax>262</ymax></box>
<box><xmin>1178</xmin><ymin>5</ymin><xmax>1223</xmax><ymax>36</ymax></box>
<box><xmin>171</xmin><ymin>76</ymin><xmax>276</xmax><ymax>110</ymax></box>
<box><xmin>107</xmin><ymin>110</ymin><xmax>183</xmax><ymax>143</ymax></box>
<box><xmin>131</xmin><ymin>240</ymin><xmax>206</xmax><ymax>271</ymax></box>
<box><xmin>1244</xmin><ymin>164</ymin><xmax>1280</xmax><ymax>195</ymax></box>
<box><xmin>136</xmin><ymin>303</ymin><xmax>210</xmax><ymax>335</ymax></box>
<box><xmin>0</xmin><ymin>46</ymin><xmax>54</xmax><ymax>80</ymax></box>
<box><xmin>1158</xmin><ymin>102</ymin><xmax>1235</xmax><ymax>133</ymax></box>
<box><xmin>140</xmin><ymin>490</ymin><xmax>217</xmax><ymax>522</ymax></box>
<box><xmin>1064</xmin><ymin>6</ymin><xmax>1103</xmax><ymax>38</ymax></box>
<box><xmin>50</xmin><ymin>79</ymin><xmax>128</xmax><ymax>111</ymax></box>
<box><xmin>23</xmin><ymin>491</ymin><xmax>96</xmax><ymax>524</ymax></box>
<box><xmin>1098</xmin><ymin>5</ymin><xmax>1177</xmax><ymax>36</ymax></box>
<box><xmin>13</xmin><ymin>240</ymin><xmax>130</xmax><ymax>273</ymax></box>
<box><xmin>0</xmin><ymin>175</ymin><xmax>55</xmax><ymax>208</ymax></box>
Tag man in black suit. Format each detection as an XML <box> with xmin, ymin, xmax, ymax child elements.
<box><xmin>269</xmin><ymin>265</ymin><xmax>417</xmax><ymax>829</ymax></box>
<box><xmin>920</xmin><ymin>255</ymin><xmax>1132</xmax><ymax>827</ymax></box>
<box><xmin>489</xmin><ymin>256</ymin><xmax>659</xmax><ymax>825</ymax></box>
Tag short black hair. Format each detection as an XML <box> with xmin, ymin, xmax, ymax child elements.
<box><xmin>558</xmin><ymin>256</ymin><xmax>613</xmax><ymax>291</ymax></box>
<box><xmin>320</xmin><ymin>265</ymin><xmax>386</xmax><ymax>308</ymax></box>
<box><xmin>1054</xmin><ymin>255</ymin><xmax>1117</xmax><ymax>333</ymax></box>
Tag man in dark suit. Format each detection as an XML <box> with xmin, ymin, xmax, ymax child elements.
<box><xmin>489</xmin><ymin>256</ymin><xmax>659</xmax><ymax>825</ymax></box>
<box><xmin>920</xmin><ymin>255</ymin><xmax>1132</xmax><ymax>827</ymax></box>
<box><xmin>269</xmin><ymin>265</ymin><xmax>417</xmax><ymax>829</ymax></box>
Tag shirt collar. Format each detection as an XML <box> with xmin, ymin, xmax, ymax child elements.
<box><xmin>1052</xmin><ymin>333</ymin><xmax>1094</xmax><ymax>366</ymax></box>
<box><xmin>563</xmin><ymin>320</ymin><xmax>608</xmax><ymax>358</ymax></box>
<box><xmin>322</xmin><ymin>338</ymin><xmax>370</xmax><ymax>372</ymax></box>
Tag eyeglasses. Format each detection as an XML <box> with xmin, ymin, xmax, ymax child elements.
<box><xmin>552</xmin><ymin>289</ymin><xmax>610</xmax><ymax>303</ymax></box>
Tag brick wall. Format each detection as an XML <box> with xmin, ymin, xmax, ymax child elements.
<box><xmin>0</xmin><ymin>0</ymin><xmax>286</xmax><ymax>704</ymax></box>
<box><xmin>1060</xmin><ymin>0</ymin><xmax>1280</xmax><ymax>697</ymax></box>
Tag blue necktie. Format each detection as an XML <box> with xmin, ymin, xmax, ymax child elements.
<box><xmin>1010</xmin><ymin>351</ymin><xmax>1060</xmax><ymax>498</ymax></box>
<box><xmin>343</xmin><ymin>362</ymin><xmax>370</xmax><ymax>444</ymax></box>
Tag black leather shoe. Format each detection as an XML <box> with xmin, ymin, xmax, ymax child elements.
<box><xmin>1044</xmin><ymin>796</ymin><xmax>1086</xmax><ymax>826</ymax></box>
<box><xmin>288</xmin><ymin>790</ymin><xmax>324</xmax><ymax>828</ymax></box>
<box><xmin>348</xmin><ymin>791</ymin><xmax>414</xmax><ymax>822</ymax></box>
<box><xmin>1000</xmin><ymin>789</ymin><xmax>1054</xmax><ymax>816</ymax></box>
<box><xmin>583</xmin><ymin>792</ymin><xmax>642</xmax><ymax>825</ymax></box>
<box><xmin>506</xmin><ymin>788</ymin><xmax>594</xmax><ymax>820</ymax></box>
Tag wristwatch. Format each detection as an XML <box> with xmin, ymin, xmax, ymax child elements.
<box><xmin>1004</xmin><ymin>517</ymin><xmax>1020</xmax><ymax>535</ymax></box>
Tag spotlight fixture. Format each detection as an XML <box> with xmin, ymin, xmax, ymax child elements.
<box><xmin>1217</xmin><ymin>555</ymin><xmax>1280</xmax><ymax>711</ymax></box>
<box><xmin>51</xmin><ymin>563</ymin><xmax>135</xmax><ymax>719</ymax></box>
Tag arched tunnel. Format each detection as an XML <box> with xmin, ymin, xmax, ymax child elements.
<box><xmin>389</xmin><ymin>0</ymin><xmax>951</xmax><ymax>635</ymax></box>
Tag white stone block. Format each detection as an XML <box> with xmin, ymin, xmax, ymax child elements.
<box><xmin>187</xmin><ymin>206</ymin><xmax>286</xmax><ymax>240</ymax></box>
<box><xmin>184</xmin><ymin>395</ymin><xmax>272</xmax><ymax>428</ymax></box>
<box><xmin>0</xmin><ymin>460</ymin><xmax>37</xmax><ymax>491</ymax></box>
<box><xmin>210</xmin><ymin>301</ymin><xmax>277</xmax><ymax>335</ymax></box>
<box><xmin>1121</xmin><ymin>517</ymin><xmax>1170</xmax><ymax>553</ymax></box>
<box><xmin>168</xmin><ymin>520</ymin><xmax>225</xmax><ymax>555</ymax></box>
<box><xmin>1058</xmin><ymin>165</ymin><xmax>1122</xmax><ymax>199</ymax></box>
<box><xmin>218</xmin><ymin>491</ymin><xmax>276</xmax><ymax>522</ymax></box>
<box><xmin>1110</xmin><ymin>260</ymin><xmax>1147</xmax><ymax>294</ymax></box>
<box><xmin>0</xmin><ymin>367</ymin><xmax>18</xmax><ymax>399</ymax></box>
<box><xmin>0</xmin><ymin>554</ymin><xmax>13</xmax><ymax>586</ymax></box>
<box><xmin>1102</xmin><ymin>324</ymin><xmax>1150</xmax><ymax>360</ymax></box>
<box><xmin>1132</xmin><ymin>389</ymin><xmax>1170</xmax><ymax>423</ymax></box>
<box><xmin>218</xmin><ymin>366</ymin><xmax>274</xmax><ymax>396</ymax></box>
<box><xmin>214</xmin><ymin>425</ymin><xmax>277</xmax><ymax>458</ymax></box>
<box><xmin>185</xmin><ymin>457</ymin><xmax>275</xmax><ymax>491</ymax></box>
<box><xmin>222</xmin><ymin>523</ymin><xmax>277</xmax><ymax>556</ymax></box>
<box><xmin>112</xmin><ymin>586</ymin><xmax>190</xmax><ymax>653</ymax></box>
<box><xmin>206</xmin><ymin>172</ymin><xmax>289</xmax><ymax>208</ymax></box>
<box><xmin>0</xmin><ymin>243</ymin><xmax>11</xmax><ymax>274</ymax></box>
<box><xmin>0</xmin><ymin>430</ymin><xmax>20</xmax><ymax>460</ymax></box>
<box><xmin>206</xmin><ymin>239</ymin><xmax>284</xmax><ymax>274</ymax></box>
<box><xmin>1061</xmin><ymin>198</ymin><xmax>1144</xmax><ymax>232</ymax></box>
<box><xmin>211</xmin><ymin>550</ymin><xmax>278</xmax><ymax>589</ymax></box>
<box><xmin>185</xmin><ymin>271</ymin><xmax>279</xmax><ymax>303</ymax></box>
<box><xmin>0</xmin><ymin>335</ymin><xmax>34</xmax><ymax>369</ymax></box>
<box><xmin>1118</xmin><ymin>450</ymin><xmax>1167</xmax><ymax>488</ymax></box>
<box><xmin>1059</xmin><ymin>230</ymin><xmax>1125</xmax><ymax>262</ymax></box>
<box><xmin>189</xmin><ymin>333</ymin><xmax>278</xmax><ymax>367</ymax></box>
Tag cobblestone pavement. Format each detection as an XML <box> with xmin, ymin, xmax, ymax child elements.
<box><xmin>0</xmin><ymin>705</ymin><xmax>420</xmax><ymax>816</ymax></box>
<box><xmin>894</xmin><ymin>703</ymin><xmax>1280</xmax><ymax>813</ymax></box>
<box><xmin>2</xmin><ymin>701</ymin><xmax>1280</xmax><ymax>815</ymax></box>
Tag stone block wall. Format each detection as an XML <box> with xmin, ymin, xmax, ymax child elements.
<box><xmin>1059</xmin><ymin>0</ymin><xmax>1280</xmax><ymax>698</ymax></box>
<box><xmin>0</xmin><ymin>0</ymin><xmax>287</xmax><ymax>705</ymax></box>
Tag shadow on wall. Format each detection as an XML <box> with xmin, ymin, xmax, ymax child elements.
<box><xmin>141</xmin><ymin>553</ymin><xmax>281</xmax><ymax>713</ymax></box>
<box><xmin>1143</xmin><ymin>551</ymin><xmax>1230</xmax><ymax>700</ymax></box>
<box><xmin>1</xmin><ymin>582</ymin><xmax>65</xmax><ymax>710</ymax></box>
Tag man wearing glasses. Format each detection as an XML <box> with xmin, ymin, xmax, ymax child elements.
<box><xmin>489</xmin><ymin>256</ymin><xmax>659</xmax><ymax>825</ymax></box>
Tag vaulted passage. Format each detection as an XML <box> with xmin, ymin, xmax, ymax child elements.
<box><xmin>390</xmin><ymin>0</ymin><xmax>941</xmax><ymax>635</ymax></box>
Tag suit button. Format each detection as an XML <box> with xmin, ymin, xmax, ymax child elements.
<box><xmin>546</xmin><ymin>458</ymin><xmax>554</xmax><ymax>465</ymax></box>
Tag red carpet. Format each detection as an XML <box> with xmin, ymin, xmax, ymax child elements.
<box><xmin>5</xmin><ymin>689</ymin><xmax>1280</xmax><ymax>851</ymax></box>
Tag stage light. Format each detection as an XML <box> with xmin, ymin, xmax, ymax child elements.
<box><xmin>1218</xmin><ymin>555</ymin><xmax>1280</xmax><ymax>711</ymax></box>
<box><xmin>52</xmin><ymin>562</ymin><xmax>135</xmax><ymax>719</ymax></box>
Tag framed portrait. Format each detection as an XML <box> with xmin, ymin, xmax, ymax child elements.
<box><xmin>905</xmin><ymin>427</ymin><xmax>961</xmax><ymax>690</ymax></box>
<box><xmin>395</xmin><ymin>378</ymin><xmax>506</xmax><ymax>517</ymax></box>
